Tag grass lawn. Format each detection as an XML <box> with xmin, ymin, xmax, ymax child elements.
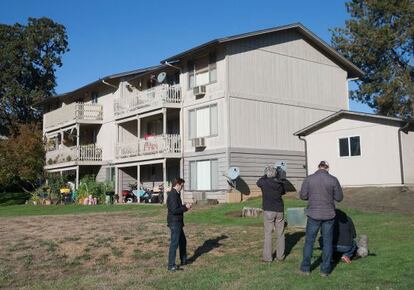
<box><xmin>0</xmin><ymin>198</ymin><xmax>413</xmax><ymax>290</ymax></box>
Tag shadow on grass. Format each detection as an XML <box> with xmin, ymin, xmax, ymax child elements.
<box><xmin>188</xmin><ymin>235</ymin><xmax>228</xmax><ymax>264</ymax></box>
<box><xmin>284</xmin><ymin>231</ymin><xmax>305</xmax><ymax>258</ymax></box>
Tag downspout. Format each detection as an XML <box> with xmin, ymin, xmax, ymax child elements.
<box><xmin>398</xmin><ymin>122</ymin><xmax>410</xmax><ymax>185</ymax></box>
<box><xmin>298</xmin><ymin>135</ymin><xmax>308</xmax><ymax>177</ymax></box>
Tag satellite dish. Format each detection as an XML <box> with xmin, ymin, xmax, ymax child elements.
<box><xmin>224</xmin><ymin>167</ymin><xmax>240</xmax><ymax>188</ymax></box>
<box><xmin>227</xmin><ymin>167</ymin><xmax>240</xmax><ymax>180</ymax></box>
<box><xmin>275</xmin><ymin>160</ymin><xmax>287</xmax><ymax>171</ymax></box>
<box><xmin>157</xmin><ymin>72</ymin><xmax>167</xmax><ymax>83</ymax></box>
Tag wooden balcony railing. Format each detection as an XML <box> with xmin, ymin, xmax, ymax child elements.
<box><xmin>115</xmin><ymin>134</ymin><xmax>181</xmax><ymax>159</ymax></box>
<box><xmin>114</xmin><ymin>84</ymin><xmax>181</xmax><ymax>116</ymax></box>
<box><xmin>45</xmin><ymin>144</ymin><xmax>102</xmax><ymax>165</ymax></box>
<box><xmin>43</xmin><ymin>103</ymin><xmax>103</xmax><ymax>130</ymax></box>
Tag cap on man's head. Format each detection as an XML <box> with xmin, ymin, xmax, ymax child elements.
<box><xmin>318</xmin><ymin>161</ymin><xmax>329</xmax><ymax>168</ymax></box>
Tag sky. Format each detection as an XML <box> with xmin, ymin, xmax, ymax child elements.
<box><xmin>0</xmin><ymin>0</ymin><xmax>372</xmax><ymax>113</ymax></box>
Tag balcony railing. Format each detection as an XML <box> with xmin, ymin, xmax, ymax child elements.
<box><xmin>115</xmin><ymin>134</ymin><xmax>181</xmax><ymax>159</ymax></box>
<box><xmin>46</xmin><ymin>144</ymin><xmax>103</xmax><ymax>165</ymax></box>
<box><xmin>43</xmin><ymin>103</ymin><xmax>103</xmax><ymax>130</ymax></box>
<box><xmin>114</xmin><ymin>84</ymin><xmax>181</xmax><ymax>116</ymax></box>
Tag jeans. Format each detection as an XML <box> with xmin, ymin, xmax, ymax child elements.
<box><xmin>300</xmin><ymin>217</ymin><xmax>334</xmax><ymax>274</ymax></box>
<box><xmin>319</xmin><ymin>237</ymin><xmax>357</xmax><ymax>258</ymax></box>
<box><xmin>168</xmin><ymin>224</ymin><xmax>187</xmax><ymax>268</ymax></box>
<box><xmin>263</xmin><ymin>211</ymin><xmax>285</xmax><ymax>261</ymax></box>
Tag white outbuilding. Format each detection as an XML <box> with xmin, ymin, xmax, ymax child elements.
<box><xmin>294</xmin><ymin>110</ymin><xmax>414</xmax><ymax>187</ymax></box>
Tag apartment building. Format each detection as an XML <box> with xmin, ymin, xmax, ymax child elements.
<box><xmin>40</xmin><ymin>23</ymin><xmax>362</xmax><ymax>203</ymax></box>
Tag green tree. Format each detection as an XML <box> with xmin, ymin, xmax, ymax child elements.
<box><xmin>0</xmin><ymin>17</ymin><xmax>69</xmax><ymax>136</ymax></box>
<box><xmin>0</xmin><ymin>124</ymin><xmax>45</xmax><ymax>192</ymax></box>
<box><xmin>331</xmin><ymin>0</ymin><xmax>414</xmax><ymax>117</ymax></box>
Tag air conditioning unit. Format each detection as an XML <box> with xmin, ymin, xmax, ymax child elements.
<box><xmin>193</xmin><ymin>85</ymin><xmax>206</xmax><ymax>98</ymax></box>
<box><xmin>192</xmin><ymin>137</ymin><xmax>206</xmax><ymax>148</ymax></box>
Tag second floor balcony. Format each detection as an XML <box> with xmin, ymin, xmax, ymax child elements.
<box><xmin>46</xmin><ymin>144</ymin><xmax>103</xmax><ymax>166</ymax></box>
<box><xmin>115</xmin><ymin>134</ymin><xmax>181</xmax><ymax>159</ymax></box>
<box><xmin>43</xmin><ymin>103</ymin><xmax>103</xmax><ymax>131</ymax></box>
<box><xmin>114</xmin><ymin>84</ymin><xmax>181</xmax><ymax>117</ymax></box>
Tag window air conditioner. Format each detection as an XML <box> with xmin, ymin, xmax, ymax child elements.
<box><xmin>192</xmin><ymin>137</ymin><xmax>206</xmax><ymax>148</ymax></box>
<box><xmin>193</xmin><ymin>85</ymin><xmax>206</xmax><ymax>98</ymax></box>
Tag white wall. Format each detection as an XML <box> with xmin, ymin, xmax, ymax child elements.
<box><xmin>401</xmin><ymin>130</ymin><xmax>414</xmax><ymax>184</ymax></box>
<box><xmin>305</xmin><ymin>118</ymin><xmax>402</xmax><ymax>186</ymax></box>
<box><xmin>95</xmin><ymin>85</ymin><xmax>119</xmax><ymax>162</ymax></box>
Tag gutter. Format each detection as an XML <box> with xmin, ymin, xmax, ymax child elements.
<box><xmin>101</xmin><ymin>79</ymin><xmax>118</xmax><ymax>89</ymax></box>
<box><xmin>298</xmin><ymin>135</ymin><xmax>308</xmax><ymax>177</ymax></box>
<box><xmin>164</xmin><ymin>60</ymin><xmax>182</xmax><ymax>72</ymax></box>
<box><xmin>398</xmin><ymin>122</ymin><xmax>410</xmax><ymax>184</ymax></box>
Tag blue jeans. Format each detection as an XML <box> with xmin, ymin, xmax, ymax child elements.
<box><xmin>336</xmin><ymin>241</ymin><xmax>357</xmax><ymax>258</ymax></box>
<box><xmin>168</xmin><ymin>224</ymin><xmax>187</xmax><ymax>268</ymax></box>
<box><xmin>319</xmin><ymin>237</ymin><xmax>357</xmax><ymax>258</ymax></box>
<box><xmin>300</xmin><ymin>217</ymin><xmax>334</xmax><ymax>274</ymax></box>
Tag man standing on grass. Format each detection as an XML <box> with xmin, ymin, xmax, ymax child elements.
<box><xmin>257</xmin><ymin>165</ymin><xmax>286</xmax><ymax>263</ymax></box>
<box><xmin>167</xmin><ymin>178</ymin><xmax>191</xmax><ymax>272</ymax></box>
<box><xmin>299</xmin><ymin>161</ymin><xmax>343</xmax><ymax>277</ymax></box>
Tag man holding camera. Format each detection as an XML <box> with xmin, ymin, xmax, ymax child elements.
<box><xmin>257</xmin><ymin>165</ymin><xmax>286</xmax><ymax>262</ymax></box>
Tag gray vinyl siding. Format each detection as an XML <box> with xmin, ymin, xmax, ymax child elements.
<box><xmin>119</xmin><ymin>167</ymin><xmax>137</xmax><ymax>191</ymax></box>
<box><xmin>226</xmin><ymin>29</ymin><xmax>348</xmax><ymax>111</ymax></box>
<box><xmin>96</xmin><ymin>166</ymin><xmax>108</xmax><ymax>182</ymax></box>
<box><xmin>230</xmin><ymin>148</ymin><xmax>306</xmax><ymax>193</ymax></box>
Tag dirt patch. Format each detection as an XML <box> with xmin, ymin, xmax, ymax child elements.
<box><xmin>225</xmin><ymin>210</ymin><xmax>242</xmax><ymax>218</ymax></box>
<box><xmin>0</xmin><ymin>211</ymin><xmax>256</xmax><ymax>289</ymax></box>
<box><xmin>284</xmin><ymin>186</ymin><xmax>414</xmax><ymax>215</ymax></box>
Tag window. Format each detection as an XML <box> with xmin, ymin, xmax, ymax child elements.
<box><xmin>190</xmin><ymin>159</ymin><xmax>219</xmax><ymax>190</ymax></box>
<box><xmin>105</xmin><ymin>167</ymin><xmax>115</xmax><ymax>182</ymax></box>
<box><xmin>189</xmin><ymin>104</ymin><xmax>218</xmax><ymax>139</ymax></box>
<box><xmin>339</xmin><ymin>136</ymin><xmax>361</xmax><ymax>157</ymax></box>
<box><xmin>188</xmin><ymin>53</ymin><xmax>217</xmax><ymax>89</ymax></box>
<box><xmin>91</xmin><ymin>92</ymin><xmax>98</xmax><ymax>104</ymax></box>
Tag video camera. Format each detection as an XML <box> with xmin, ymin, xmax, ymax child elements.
<box><xmin>275</xmin><ymin>161</ymin><xmax>287</xmax><ymax>181</ymax></box>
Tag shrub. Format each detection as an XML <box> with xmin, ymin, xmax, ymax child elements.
<box><xmin>47</xmin><ymin>174</ymin><xmax>67</xmax><ymax>202</ymax></box>
<box><xmin>77</xmin><ymin>175</ymin><xmax>108</xmax><ymax>204</ymax></box>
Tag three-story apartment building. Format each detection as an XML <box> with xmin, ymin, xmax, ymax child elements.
<box><xmin>41</xmin><ymin>23</ymin><xmax>362</xmax><ymax>203</ymax></box>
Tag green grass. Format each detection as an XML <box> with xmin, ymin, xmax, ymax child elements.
<box><xmin>0</xmin><ymin>199</ymin><xmax>413</xmax><ymax>289</ymax></box>
<box><xmin>0</xmin><ymin>203</ymin><xmax>163</xmax><ymax>217</ymax></box>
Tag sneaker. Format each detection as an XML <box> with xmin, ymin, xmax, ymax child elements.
<box><xmin>299</xmin><ymin>270</ymin><xmax>310</xmax><ymax>276</ymax></box>
<box><xmin>320</xmin><ymin>272</ymin><xmax>329</xmax><ymax>277</ymax></box>
<box><xmin>168</xmin><ymin>265</ymin><xmax>182</xmax><ymax>272</ymax></box>
<box><xmin>341</xmin><ymin>255</ymin><xmax>352</xmax><ymax>264</ymax></box>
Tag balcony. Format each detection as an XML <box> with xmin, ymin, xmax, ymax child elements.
<box><xmin>46</xmin><ymin>144</ymin><xmax>103</xmax><ymax>166</ymax></box>
<box><xmin>114</xmin><ymin>84</ymin><xmax>181</xmax><ymax>117</ymax></box>
<box><xmin>115</xmin><ymin>134</ymin><xmax>181</xmax><ymax>159</ymax></box>
<box><xmin>43</xmin><ymin>103</ymin><xmax>103</xmax><ymax>131</ymax></box>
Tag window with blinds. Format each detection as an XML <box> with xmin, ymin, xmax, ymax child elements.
<box><xmin>189</xmin><ymin>104</ymin><xmax>218</xmax><ymax>139</ymax></box>
<box><xmin>188</xmin><ymin>53</ymin><xmax>217</xmax><ymax>89</ymax></box>
<box><xmin>190</xmin><ymin>159</ymin><xmax>219</xmax><ymax>190</ymax></box>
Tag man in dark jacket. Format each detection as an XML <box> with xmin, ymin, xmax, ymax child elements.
<box><xmin>167</xmin><ymin>178</ymin><xmax>191</xmax><ymax>271</ymax></box>
<box><xmin>299</xmin><ymin>161</ymin><xmax>343</xmax><ymax>276</ymax></box>
<box><xmin>257</xmin><ymin>165</ymin><xmax>286</xmax><ymax>262</ymax></box>
<box><xmin>319</xmin><ymin>209</ymin><xmax>357</xmax><ymax>264</ymax></box>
